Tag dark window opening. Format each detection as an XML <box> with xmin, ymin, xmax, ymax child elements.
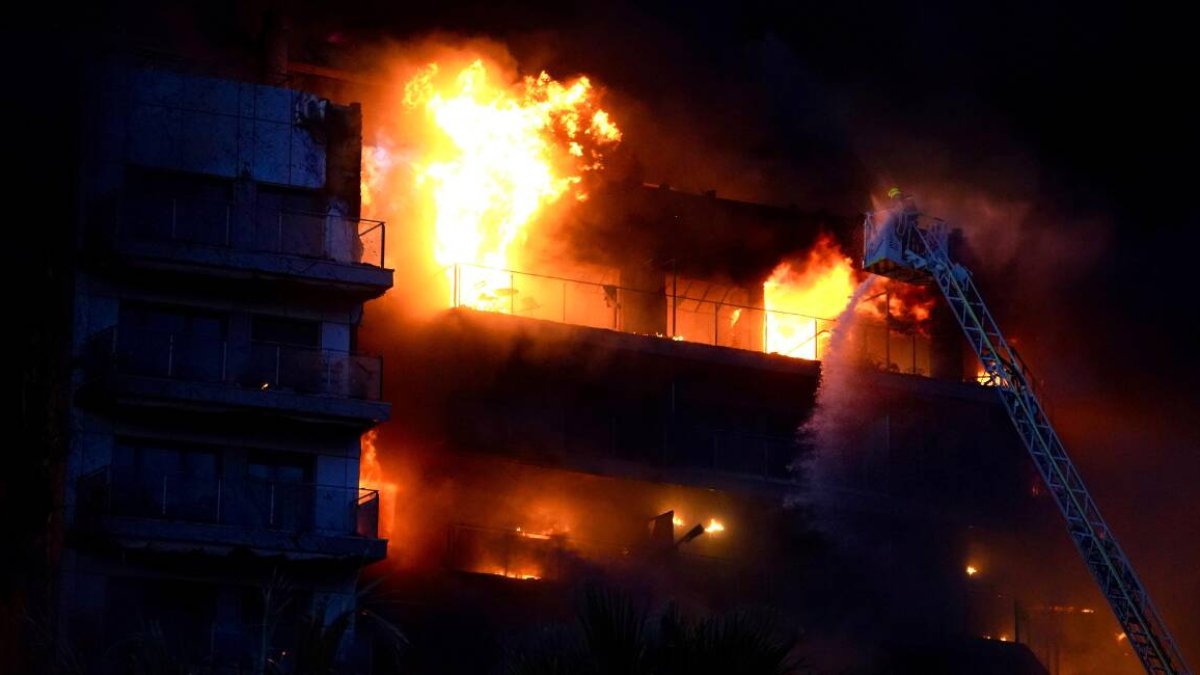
<box><xmin>123</xmin><ymin>166</ymin><xmax>235</xmax><ymax>246</ymax></box>
<box><xmin>116</xmin><ymin>303</ymin><xmax>227</xmax><ymax>381</ymax></box>
<box><xmin>251</xmin><ymin>315</ymin><xmax>320</xmax><ymax>348</ymax></box>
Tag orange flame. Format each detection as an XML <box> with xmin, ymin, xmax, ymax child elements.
<box><xmin>400</xmin><ymin>59</ymin><xmax>621</xmax><ymax>310</ymax></box>
<box><xmin>763</xmin><ymin>234</ymin><xmax>936</xmax><ymax>364</ymax></box>
<box><xmin>359</xmin><ymin>430</ymin><xmax>399</xmax><ymax>540</ymax></box>
<box><xmin>763</xmin><ymin>234</ymin><xmax>858</xmax><ymax>359</ymax></box>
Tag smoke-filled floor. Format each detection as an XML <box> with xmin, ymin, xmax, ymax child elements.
<box><xmin>351</xmin><ymin>302</ymin><xmax>1142</xmax><ymax>674</ymax></box>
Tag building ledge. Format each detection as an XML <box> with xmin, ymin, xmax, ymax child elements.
<box><xmin>77</xmin><ymin>515</ymin><xmax>387</xmax><ymax>561</ymax></box>
<box><xmin>438</xmin><ymin>308</ymin><xmax>996</xmax><ymax>404</ymax></box>
<box><xmin>101</xmin><ymin>238</ymin><xmax>394</xmax><ymax>300</ymax></box>
<box><xmin>88</xmin><ymin>371</ymin><xmax>390</xmax><ymax>427</ymax></box>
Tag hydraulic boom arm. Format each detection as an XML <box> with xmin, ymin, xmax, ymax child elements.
<box><xmin>862</xmin><ymin>210</ymin><xmax>1191</xmax><ymax>675</ymax></box>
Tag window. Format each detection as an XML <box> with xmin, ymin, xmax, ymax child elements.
<box><xmin>246</xmin><ymin>450</ymin><xmax>312</xmax><ymax>483</ymax></box>
<box><xmin>251</xmin><ymin>315</ymin><xmax>320</xmax><ymax>348</ymax></box>
<box><xmin>254</xmin><ymin>185</ymin><xmax>327</xmax><ymax>257</ymax></box>
<box><xmin>246</xmin><ymin>451</ymin><xmax>313</xmax><ymax>531</ymax></box>
<box><xmin>110</xmin><ymin>439</ymin><xmax>219</xmax><ymax>521</ymax></box>
<box><xmin>124</xmin><ymin>166</ymin><xmax>234</xmax><ymax>245</ymax></box>
<box><xmin>119</xmin><ymin>302</ymin><xmax>226</xmax><ymax>338</ymax></box>
<box><xmin>117</xmin><ymin>303</ymin><xmax>227</xmax><ymax>381</ymax></box>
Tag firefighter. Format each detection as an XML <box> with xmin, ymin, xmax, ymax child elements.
<box><xmin>887</xmin><ymin>187</ymin><xmax>919</xmax><ymax>248</ymax></box>
<box><xmin>887</xmin><ymin>186</ymin><xmax>918</xmax><ymax>215</ymax></box>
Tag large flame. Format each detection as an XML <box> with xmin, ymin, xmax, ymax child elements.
<box><xmin>401</xmin><ymin>59</ymin><xmax>621</xmax><ymax>310</ymax></box>
<box><xmin>763</xmin><ymin>234</ymin><xmax>859</xmax><ymax>359</ymax></box>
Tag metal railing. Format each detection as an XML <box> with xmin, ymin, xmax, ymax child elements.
<box><xmin>90</xmin><ymin>326</ymin><xmax>384</xmax><ymax>400</ymax></box>
<box><xmin>448</xmin><ymin>263</ymin><xmax>932</xmax><ymax>374</ymax></box>
<box><xmin>104</xmin><ymin>193</ymin><xmax>386</xmax><ymax>268</ymax></box>
<box><xmin>77</xmin><ymin>466</ymin><xmax>380</xmax><ymax>538</ymax></box>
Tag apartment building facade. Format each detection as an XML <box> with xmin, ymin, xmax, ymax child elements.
<box><xmin>61</xmin><ymin>58</ymin><xmax>392</xmax><ymax>671</ymax></box>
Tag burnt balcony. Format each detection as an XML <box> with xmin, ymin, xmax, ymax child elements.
<box><xmin>84</xmin><ymin>327</ymin><xmax>389</xmax><ymax>426</ymax></box>
<box><xmin>447</xmin><ymin>263</ymin><xmax>934</xmax><ymax>376</ymax></box>
<box><xmin>75</xmin><ymin>466</ymin><xmax>385</xmax><ymax>560</ymax></box>
<box><xmin>91</xmin><ymin>193</ymin><xmax>392</xmax><ymax>299</ymax></box>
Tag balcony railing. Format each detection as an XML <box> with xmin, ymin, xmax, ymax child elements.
<box><xmin>90</xmin><ymin>326</ymin><xmax>384</xmax><ymax>401</ymax></box>
<box><xmin>102</xmin><ymin>193</ymin><xmax>385</xmax><ymax>268</ymax></box>
<box><xmin>77</xmin><ymin>466</ymin><xmax>380</xmax><ymax>539</ymax></box>
<box><xmin>448</xmin><ymin>263</ymin><xmax>932</xmax><ymax>375</ymax></box>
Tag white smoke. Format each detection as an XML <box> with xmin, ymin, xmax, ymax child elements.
<box><xmin>791</xmin><ymin>278</ymin><xmax>879</xmax><ymax>499</ymax></box>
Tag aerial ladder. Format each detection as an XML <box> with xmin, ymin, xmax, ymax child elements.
<box><xmin>862</xmin><ymin>202</ymin><xmax>1192</xmax><ymax>675</ymax></box>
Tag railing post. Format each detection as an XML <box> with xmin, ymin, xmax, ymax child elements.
<box><xmin>221</xmin><ymin>341</ymin><xmax>228</xmax><ymax>382</ymax></box>
<box><xmin>269</xmin><ymin>483</ymin><xmax>275</xmax><ymax>526</ymax></box>
<box><xmin>167</xmin><ymin>334</ymin><xmax>175</xmax><ymax>377</ymax></box>
<box><xmin>671</xmin><ymin>260</ymin><xmax>678</xmax><ymax>338</ymax></box>
<box><xmin>379</xmin><ymin>223</ymin><xmax>386</xmax><ymax>268</ymax></box>
<box><xmin>562</xmin><ymin>280</ymin><xmax>567</xmax><ymax>322</ymax></box>
<box><xmin>324</xmin><ymin>352</ymin><xmax>332</xmax><ymax>395</ymax></box>
<box><xmin>216</xmin><ymin>477</ymin><xmax>222</xmax><ymax>523</ymax></box>
<box><xmin>714</xmin><ymin>303</ymin><xmax>719</xmax><ymax>346</ymax></box>
<box><xmin>276</xmin><ymin>212</ymin><xmax>283</xmax><ymax>254</ymax></box>
<box><xmin>453</xmin><ymin>264</ymin><xmax>460</xmax><ymax>307</ymax></box>
<box><xmin>161</xmin><ymin>475</ymin><xmax>168</xmax><ymax>517</ymax></box>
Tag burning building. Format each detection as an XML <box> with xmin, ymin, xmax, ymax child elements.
<box><xmin>35</xmin><ymin>19</ymin><xmax>1153</xmax><ymax>675</ymax></box>
<box><xmin>335</xmin><ymin>51</ymin><xmax>1136</xmax><ymax>674</ymax></box>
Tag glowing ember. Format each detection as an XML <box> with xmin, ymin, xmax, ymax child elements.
<box><xmin>487</xmin><ymin>568</ymin><xmax>542</xmax><ymax>581</ymax></box>
<box><xmin>976</xmin><ymin>365</ymin><xmax>999</xmax><ymax>386</ymax></box>
<box><xmin>705</xmin><ymin>519</ymin><xmax>726</xmax><ymax>534</ymax></box>
<box><xmin>966</xmin><ymin>565</ymin><xmax>979</xmax><ymax>577</ymax></box>
<box><xmin>763</xmin><ymin>234</ymin><xmax>857</xmax><ymax>359</ymax></box>
<box><xmin>401</xmin><ymin>59</ymin><xmax>621</xmax><ymax>310</ymax></box>
<box><xmin>515</xmin><ymin>526</ymin><xmax>554</xmax><ymax>540</ymax></box>
<box><xmin>672</xmin><ymin>515</ymin><xmax>684</xmax><ymax>527</ymax></box>
<box><xmin>1117</xmin><ymin>633</ymin><xmax>1128</xmax><ymax>642</ymax></box>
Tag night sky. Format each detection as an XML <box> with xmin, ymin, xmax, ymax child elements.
<box><xmin>9</xmin><ymin>0</ymin><xmax>1199</xmax><ymax>665</ymax></box>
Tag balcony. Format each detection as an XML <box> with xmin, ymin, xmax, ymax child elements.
<box><xmin>75</xmin><ymin>467</ymin><xmax>385</xmax><ymax>560</ymax></box>
<box><xmin>448</xmin><ymin>263</ymin><xmax>933</xmax><ymax>376</ymax></box>
<box><xmin>84</xmin><ymin>327</ymin><xmax>389</xmax><ymax>426</ymax></box>
<box><xmin>91</xmin><ymin>193</ymin><xmax>392</xmax><ymax>299</ymax></box>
